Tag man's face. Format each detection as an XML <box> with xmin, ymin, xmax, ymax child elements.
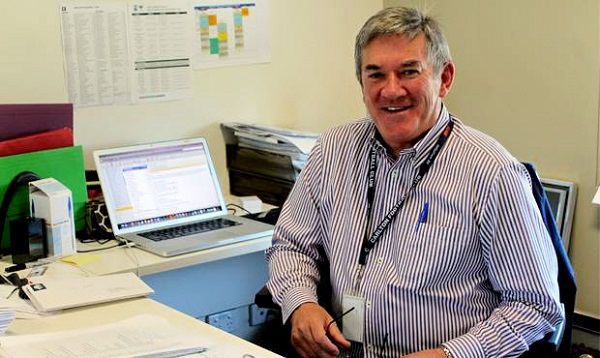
<box><xmin>360</xmin><ymin>33</ymin><xmax>454</xmax><ymax>155</ymax></box>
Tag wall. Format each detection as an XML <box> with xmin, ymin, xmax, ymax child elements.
<box><xmin>386</xmin><ymin>0</ymin><xmax>600</xmax><ymax>319</ymax></box>
<box><xmin>0</xmin><ymin>0</ymin><xmax>383</xmax><ymax>342</ymax></box>
<box><xmin>5</xmin><ymin>0</ymin><xmax>598</xmax><ymax>330</ymax></box>
<box><xmin>0</xmin><ymin>0</ymin><xmax>380</xmax><ymax>192</ymax></box>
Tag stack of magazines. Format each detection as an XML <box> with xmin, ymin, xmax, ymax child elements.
<box><xmin>221</xmin><ymin>122</ymin><xmax>320</xmax><ymax>206</ymax></box>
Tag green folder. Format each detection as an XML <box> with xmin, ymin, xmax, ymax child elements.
<box><xmin>0</xmin><ymin>146</ymin><xmax>87</xmax><ymax>252</ymax></box>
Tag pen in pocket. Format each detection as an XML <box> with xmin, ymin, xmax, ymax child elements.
<box><xmin>414</xmin><ymin>202</ymin><xmax>429</xmax><ymax>233</ymax></box>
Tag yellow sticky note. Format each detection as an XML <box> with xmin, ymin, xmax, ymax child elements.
<box><xmin>61</xmin><ymin>254</ymin><xmax>99</xmax><ymax>266</ymax></box>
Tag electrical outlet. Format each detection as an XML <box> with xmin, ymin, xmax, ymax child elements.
<box><xmin>207</xmin><ymin>311</ymin><xmax>235</xmax><ymax>332</ymax></box>
<box><xmin>249</xmin><ymin>304</ymin><xmax>274</xmax><ymax>326</ymax></box>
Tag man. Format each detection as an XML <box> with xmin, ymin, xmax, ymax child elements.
<box><xmin>266</xmin><ymin>7</ymin><xmax>563</xmax><ymax>358</ymax></box>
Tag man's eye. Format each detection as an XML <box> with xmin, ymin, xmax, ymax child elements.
<box><xmin>368</xmin><ymin>72</ymin><xmax>383</xmax><ymax>79</ymax></box>
<box><xmin>401</xmin><ymin>69</ymin><xmax>419</xmax><ymax>77</ymax></box>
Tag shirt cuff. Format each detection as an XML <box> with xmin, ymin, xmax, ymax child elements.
<box><xmin>281</xmin><ymin>286</ymin><xmax>319</xmax><ymax>323</ymax></box>
<box><xmin>444</xmin><ymin>333</ymin><xmax>486</xmax><ymax>358</ymax></box>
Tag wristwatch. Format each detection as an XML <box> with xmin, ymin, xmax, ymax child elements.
<box><xmin>441</xmin><ymin>346</ymin><xmax>453</xmax><ymax>358</ymax></box>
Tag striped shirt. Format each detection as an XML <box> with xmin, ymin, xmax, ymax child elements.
<box><xmin>265</xmin><ymin>105</ymin><xmax>563</xmax><ymax>357</ymax></box>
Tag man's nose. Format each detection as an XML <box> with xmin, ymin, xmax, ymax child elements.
<box><xmin>381</xmin><ymin>74</ymin><xmax>406</xmax><ymax>99</ymax></box>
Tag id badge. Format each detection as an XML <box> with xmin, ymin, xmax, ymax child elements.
<box><xmin>342</xmin><ymin>293</ymin><xmax>365</xmax><ymax>343</ymax></box>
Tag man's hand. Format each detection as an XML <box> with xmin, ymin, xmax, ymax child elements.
<box><xmin>289</xmin><ymin>302</ymin><xmax>351</xmax><ymax>358</ymax></box>
<box><xmin>403</xmin><ymin>348</ymin><xmax>448</xmax><ymax>358</ymax></box>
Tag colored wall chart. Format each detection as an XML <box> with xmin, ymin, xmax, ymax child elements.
<box><xmin>192</xmin><ymin>1</ymin><xmax>270</xmax><ymax>69</ymax></box>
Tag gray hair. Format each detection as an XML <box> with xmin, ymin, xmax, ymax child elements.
<box><xmin>354</xmin><ymin>7</ymin><xmax>452</xmax><ymax>82</ymax></box>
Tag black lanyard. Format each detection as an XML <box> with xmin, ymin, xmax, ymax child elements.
<box><xmin>358</xmin><ymin>119</ymin><xmax>454</xmax><ymax>265</ymax></box>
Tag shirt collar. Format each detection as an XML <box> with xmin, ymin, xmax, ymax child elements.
<box><xmin>370</xmin><ymin>103</ymin><xmax>451</xmax><ymax>164</ymax></box>
<box><xmin>412</xmin><ymin>104</ymin><xmax>451</xmax><ymax>165</ymax></box>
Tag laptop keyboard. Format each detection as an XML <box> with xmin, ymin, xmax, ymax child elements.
<box><xmin>140</xmin><ymin>218</ymin><xmax>241</xmax><ymax>241</ymax></box>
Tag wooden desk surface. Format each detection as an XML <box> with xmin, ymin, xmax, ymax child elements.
<box><xmin>75</xmin><ymin>234</ymin><xmax>272</xmax><ymax>277</ymax></box>
<box><xmin>0</xmin><ymin>234</ymin><xmax>279</xmax><ymax>357</ymax></box>
<box><xmin>5</xmin><ymin>297</ymin><xmax>283</xmax><ymax>357</ymax></box>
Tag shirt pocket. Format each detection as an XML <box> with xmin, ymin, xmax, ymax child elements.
<box><xmin>390</xmin><ymin>224</ymin><xmax>476</xmax><ymax>291</ymax></box>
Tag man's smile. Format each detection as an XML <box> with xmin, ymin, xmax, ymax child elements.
<box><xmin>382</xmin><ymin>104</ymin><xmax>413</xmax><ymax>113</ymax></box>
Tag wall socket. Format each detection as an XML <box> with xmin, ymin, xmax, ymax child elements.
<box><xmin>206</xmin><ymin>310</ymin><xmax>236</xmax><ymax>332</ymax></box>
<box><xmin>249</xmin><ymin>304</ymin><xmax>275</xmax><ymax>326</ymax></box>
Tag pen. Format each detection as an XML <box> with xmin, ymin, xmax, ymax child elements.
<box><xmin>415</xmin><ymin>202</ymin><xmax>428</xmax><ymax>233</ymax></box>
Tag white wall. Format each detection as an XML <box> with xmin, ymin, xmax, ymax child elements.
<box><xmin>386</xmin><ymin>0</ymin><xmax>600</xmax><ymax>318</ymax></box>
<box><xmin>5</xmin><ymin>0</ymin><xmax>598</xmax><ymax>324</ymax></box>
<box><xmin>0</xmin><ymin>0</ymin><xmax>381</xmax><ymax>190</ymax></box>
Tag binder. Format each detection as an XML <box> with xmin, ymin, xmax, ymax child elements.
<box><xmin>0</xmin><ymin>103</ymin><xmax>73</xmax><ymax>142</ymax></box>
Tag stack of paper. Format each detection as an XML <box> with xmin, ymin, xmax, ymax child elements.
<box><xmin>0</xmin><ymin>314</ymin><xmax>209</xmax><ymax>358</ymax></box>
<box><xmin>222</xmin><ymin>122</ymin><xmax>319</xmax><ymax>160</ymax></box>
<box><xmin>22</xmin><ymin>272</ymin><xmax>154</xmax><ymax>313</ymax></box>
<box><xmin>0</xmin><ymin>307</ymin><xmax>15</xmax><ymax>334</ymax></box>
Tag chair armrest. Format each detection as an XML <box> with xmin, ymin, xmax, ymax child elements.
<box><xmin>255</xmin><ymin>285</ymin><xmax>280</xmax><ymax>310</ymax></box>
<box><xmin>547</xmin><ymin>305</ymin><xmax>565</xmax><ymax>350</ymax></box>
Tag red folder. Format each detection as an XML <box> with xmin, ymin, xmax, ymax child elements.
<box><xmin>0</xmin><ymin>127</ymin><xmax>73</xmax><ymax>157</ymax></box>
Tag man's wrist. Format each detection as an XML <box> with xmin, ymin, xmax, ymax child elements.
<box><xmin>440</xmin><ymin>346</ymin><xmax>453</xmax><ymax>358</ymax></box>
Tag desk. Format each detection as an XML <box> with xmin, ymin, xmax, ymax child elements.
<box><xmin>0</xmin><ymin>233</ymin><xmax>276</xmax><ymax>354</ymax></box>
<box><xmin>75</xmin><ymin>235</ymin><xmax>272</xmax><ymax>322</ymax></box>
<box><xmin>77</xmin><ymin>235</ymin><xmax>272</xmax><ymax>277</ymax></box>
<box><xmin>0</xmin><ymin>239</ymin><xmax>283</xmax><ymax>357</ymax></box>
<box><xmin>4</xmin><ymin>297</ymin><xmax>282</xmax><ymax>357</ymax></box>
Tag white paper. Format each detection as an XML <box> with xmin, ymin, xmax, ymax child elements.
<box><xmin>0</xmin><ymin>314</ymin><xmax>210</xmax><ymax>358</ymax></box>
<box><xmin>128</xmin><ymin>2</ymin><xmax>194</xmax><ymax>104</ymax></box>
<box><xmin>223</xmin><ymin>122</ymin><xmax>319</xmax><ymax>154</ymax></box>
<box><xmin>59</xmin><ymin>2</ymin><xmax>194</xmax><ymax>107</ymax></box>
<box><xmin>60</xmin><ymin>4</ymin><xmax>131</xmax><ymax>107</ymax></box>
<box><xmin>22</xmin><ymin>272</ymin><xmax>154</xmax><ymax>312</ymax></box>
<box><xmin>593</xmin><ymin>186</ymin><xmax>600</xmax><ymax>206</ymax></box>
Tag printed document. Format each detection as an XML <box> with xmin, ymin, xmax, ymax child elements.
<box><xmin>0</xmin><ymin>314</ymin><xmax>210</xmax><ymax>358</ymax></box>
<box><xmin>59</xmin><ymin>2</ymin><xmax>193</xmax><ymax>107</ymax></box>
<box><xmin>22</xmin><ymin>272</ymin><xmax>154</xmax><ymax>312</ymax></box>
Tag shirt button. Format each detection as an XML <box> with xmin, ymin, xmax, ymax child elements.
<box><xmin>367</xmin><ymin>344</ymin><xmax>373</xmax><ymax>350</ymax></box>
<box><xmin>366</xmin><ymin>300</ymin><xmax>371</xmax><ymax>308</ymax></box>
<box><xmin>377</xmin><ymin>257</ymin><xmax>383</xmax><ymax>265</ymax></box>
<box><xmin>391</xmin><ymin>170</ymin><xmax>398</xmax><ymax>178</ymax></box>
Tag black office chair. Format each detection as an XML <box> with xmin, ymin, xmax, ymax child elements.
<box><xmin>254</xmin><ymin>247</ymin><xmax>331</xmax><ymax>358</ymax></box>
<box><xmin>256</xmin><ymin>163</ymin><xmax>576</xmax><ymax>357</ymax></box>
<box><xmin>520</xmin><ymin>162</ymin><xmax>577</xmax><ymax>358</ymax></box>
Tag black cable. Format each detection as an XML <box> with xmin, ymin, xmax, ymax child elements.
<box><xmin>77</xmin><ymin>240</ymin><xmax>129</xmax><ymax>253</ymax></box>
<box><xmin>226</xmin><ymin>203</ymin><xmax>252</xmax><ymax>215</ymax></box>
<box><xmin>0</xmin><ymin>171</ymin><xmax>41</xmax><ymax>256</ymax></box>
<box><xmin>78</xmin><ymin>235</ymin><xmax>113</xmax><ymax>245</ymax></box>
<box><xmin>326</xmin><ymin>307</ymin><xmax>355</xmax><ymax>333</ymax></box>
<box><xmin>76</xmin><ymin>244</ymin><xmax>122</xmax><ymax>253</ymax></box>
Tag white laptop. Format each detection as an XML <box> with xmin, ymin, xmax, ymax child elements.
<box><xmin>92</xmin><ymin>137</ymin><xmax>274</xmax><ymax>257</ymax></box>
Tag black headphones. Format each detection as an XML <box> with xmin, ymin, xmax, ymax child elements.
<box><xmin>0</xmin><ymin>171</ymin><xmax>41</xmax><ymax>255</ymax></box>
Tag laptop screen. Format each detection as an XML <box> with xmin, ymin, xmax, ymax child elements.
<box><xmin>93</xmin><ymin>138</ymin><xmax>227</xmax><ymax>236</ymax></box>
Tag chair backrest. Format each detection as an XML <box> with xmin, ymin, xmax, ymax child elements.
<box><xmin>522</xmin><ymin>162</ymin><xmax>577</xmax><ymax>357</ymax></box>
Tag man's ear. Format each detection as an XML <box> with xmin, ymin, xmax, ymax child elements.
<box><xmin>438</xmin><ymin>62</ymin><xmax>455</xmax><ymax>98</ymax></box>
